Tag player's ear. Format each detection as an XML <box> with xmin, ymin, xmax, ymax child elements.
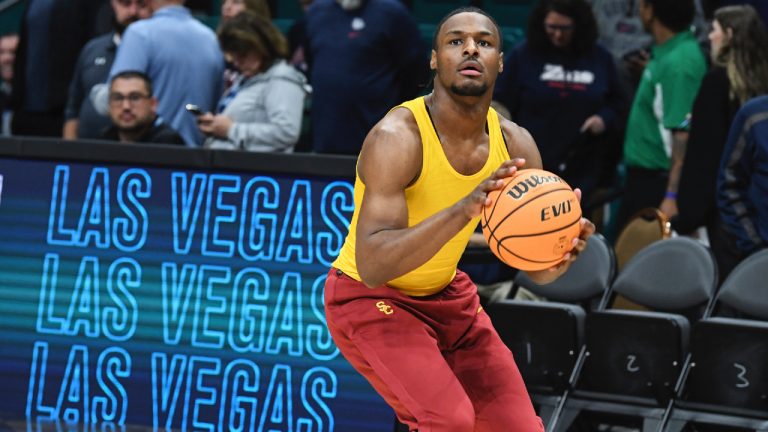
<box><xmin>430</xmin><ymin>49</ymin><xmax>437</xmax><ymax>70</ymax></box>
<box><xmin>498</xmin><ymin>53</ymin><xmax>504</xmax><ymax>73</ymax></box>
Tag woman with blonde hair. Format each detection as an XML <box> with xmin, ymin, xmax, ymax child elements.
<box><xmin>197</xmin><ymin>11</ymin><xmax>306</xmax><ymax>152</ymax></box>
<box><xmin>710</xmin><ymin>5</ymin><xmax>768</xmax><ymax>104</ymax></box>
<box><xmin>674</xmin><ymin>4</ymin><xmax>768</xmax><ymax>280</ymax></box>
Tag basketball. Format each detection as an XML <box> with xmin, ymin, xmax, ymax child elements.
<box><xmin>481</xmin><ymin>169</ymin><xmax>582</xmax><ymax>271</ymax></box>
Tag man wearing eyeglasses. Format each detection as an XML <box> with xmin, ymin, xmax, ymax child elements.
<box><xmin>100</xmin><ymin>70</ymin><xmax>184</xmax><ymax>145</ymax></box>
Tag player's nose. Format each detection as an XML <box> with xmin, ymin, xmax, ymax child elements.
<box><xmin>463</xmin><ymin>38</ymin><xmax>479</xmax><ymax>57</ymax></box>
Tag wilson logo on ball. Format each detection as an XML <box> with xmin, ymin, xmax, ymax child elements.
<box><xmin>505</xmin><ymin>174</ymin><xmax>564</xmax><ymax>200</ymax></box>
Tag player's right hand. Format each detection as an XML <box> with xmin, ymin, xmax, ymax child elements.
<box><xmin>459</xmin><ymin>158</ymin><xmax>525</xmax><ymax>219</ymax></box>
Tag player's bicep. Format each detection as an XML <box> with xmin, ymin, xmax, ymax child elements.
<box><xmin>357</xmin><ymin>182</ymin><xmax>409</xmax><ymax>241</ymax></box>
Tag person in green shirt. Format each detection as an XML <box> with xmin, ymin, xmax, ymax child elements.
<box><xmin>618</xmin><ymin>0</ymin><xmax>707</xmax><ymax>228</ymax></box>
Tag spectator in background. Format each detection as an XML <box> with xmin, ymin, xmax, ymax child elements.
<box><xmin>675</xmin><ymin>5</ymin><xmax>768</xmax><ymax>279</ymax></box>
<box><xmin>100</xmin><ymin>70</ymin><xmax>184</xmax><ymax>144</ymax></box>
<box><xmin>218</xmin><ymin>0</ymin><xmax>271</xmax><ymax>94</ymax></box>
<box><xmin>305</xmin><ymin>0</ymin><xmax>428</xmax><ymax>155</ymax></box>
<box><xmin>0</xmin><ymin>33</ymin><xmax>19</xmax><ymax>136</ymax></box>
<box><xmin>617</xmin><ymin>0</ymin><xmax>707</xmax><ymax>228</ymax></box>
<box><xmin>220</xmin><ymin>0</ymin><xmax>270</xmax><ymax>21</ymax></box>
<box><xmin>718</xmin><ymin>95</ymin><xmax>768</xmax><ymax>260</ymax></box>
<box><xmin>63</xmin><ymin>0</ymin><xmax>151</xmax><ymax>140</ymax></box>
<box><xmin>106</xmin><ymin>0</ymin><xmax>224</xmax><ymax>146</ymax></box>
<box><xmin>10</xmin><ymin>0</ymin><xmax>106</xmax><ymax>137</ymax></box>
<box><xmin>198</xmin><ymin>12</ymin><xmax>307</xmax><ymax>152</ymax></box>
<box><xmin>589</xmin><ymin>0</ymin><xmax>707</xmax><ymax>103</ymax></box>
<box><xmin>494</xmin><ymin>0</ymin><xmax>624</xmax><ymax>205</ymax></box>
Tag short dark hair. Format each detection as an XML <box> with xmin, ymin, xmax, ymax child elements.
<box><xmin>218</xmin><ymin>11</ymin><xmax>288</xmax><ymax>71</ymax></box>
<box><xmin>643</xmin><ymin>0</ymin><xmax>695</xmax><ymax>33</ymax></box>
<box><xmin>526</xmin><ymin>0</ymin><xmax>597</xmax><ymax>56</ymax></box>
<box><xmin>432</xmin><ymin>7</ymin><xmax>503</xmax><ymax>51</ymax></box>
<box><xmin>111</xmin><ymin>70</ymin><xmax>153</xmax><ymax>95</ymax></box>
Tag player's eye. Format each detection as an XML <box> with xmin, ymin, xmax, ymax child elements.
<box><xmin>478</xmin><ymin>40</ymin><xmax>491</xmax><ymax>47</ymax></box>
<box><xmin>449</xmin><ymin>39</ymin><xmax>463</xmax><ymax>45</ymax></box>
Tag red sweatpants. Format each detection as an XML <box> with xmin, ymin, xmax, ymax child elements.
<box><xmin>324</xmin><ymin>268</ymin><xmax>544</xmax><ymax>432</ymax></box>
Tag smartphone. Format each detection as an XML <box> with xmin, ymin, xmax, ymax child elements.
<box><xmin>185</xmin><ymin>104</ymin><xmax>204</xmax><ymax>116</ymax></box>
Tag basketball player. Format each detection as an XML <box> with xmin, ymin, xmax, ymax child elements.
<box><xmin>325</xmin><ymin>7</ymin><xmax>595</xmax><ymax>431</ymax></box>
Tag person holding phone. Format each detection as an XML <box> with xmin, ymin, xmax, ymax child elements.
<box><xmin>197</xmin><ymin>11</ymin><xmax>307</xmax><ymax>152</ymax></box>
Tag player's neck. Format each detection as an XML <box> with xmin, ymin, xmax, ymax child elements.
<box><xmin>426</xmin><ymin>89</ymin><xmax>490</xmax><ymax>141</ymax></box>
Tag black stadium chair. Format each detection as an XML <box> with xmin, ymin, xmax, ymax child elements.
<box><xmin>488</xmin><ymin>233</ymin><xmax>615</xmax><ymax>430</ymax></box>
<box><xmin>553</xmin><ymin>237</ymin><xmax>718</xmax><ymax>432</ymax></box>
<box><xmin>664</xmin><ymin>249</ymin><xmax>768</xmax><ymax>431</ymax></box>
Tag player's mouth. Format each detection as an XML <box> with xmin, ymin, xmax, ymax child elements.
<box><xmin>458</xmin><ymin>62</ymin><xmax>482</xmax><ymax>77</ymax></box>
<box><xmin>459</xmin><ymin>66</ymin><xmax>482</xmax><ymax>77</ymax></box>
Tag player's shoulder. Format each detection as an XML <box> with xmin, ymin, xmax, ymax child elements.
<box><xmin>497</xmin><ymin>113</ymin><xmax>534</xmax><ymax>147</ymax></box>
<box><xmin>358</xmin><ymin>106</ymin><xmax>423</xmax><ymax>182</ymax></box>
<box><xmin>496</xmin><ymin>112</ymin><xmax>542</xmax><ymax>168</ymax></box>
<box><xmin>367</xmin><ymin>106</ymin><xmax>422</xmax><ymax>152</ymax></box>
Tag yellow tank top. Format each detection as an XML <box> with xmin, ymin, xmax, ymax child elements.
<box><xmin>332</xmin><ymin>97</ymin><xmax>511</xmax><ymax>296</ymax></box>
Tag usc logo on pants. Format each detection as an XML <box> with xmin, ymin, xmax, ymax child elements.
<box><xmin>376</xmin><ymin>301</ymin><xmax>394</xmax><ymax>315</ymax></box>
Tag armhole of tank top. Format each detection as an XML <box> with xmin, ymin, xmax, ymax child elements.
<box><xmin>403</xmin><ymin>101</ymin><xmax>430</xmax><ymax>191</ymax></box>
<box><xmin>491</xmin><ymin>109</ymin><xmax>512</xmax><ymax>161</ymax></box>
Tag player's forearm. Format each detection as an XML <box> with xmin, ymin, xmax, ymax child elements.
<box><xmin>356</xmin><ymin>204</ymin><xmax>471</xmax><ymax>288</ymax></box>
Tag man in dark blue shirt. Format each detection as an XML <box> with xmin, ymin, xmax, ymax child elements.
<box><xmin>305</xmin><ymin>0</ymin><xmax>428</xmax><ymax>155</ymax></box>
<box><xmin>10</xmin><ymin>0</ymin><xmax>104</xmax><ymax>137</ymax></box>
